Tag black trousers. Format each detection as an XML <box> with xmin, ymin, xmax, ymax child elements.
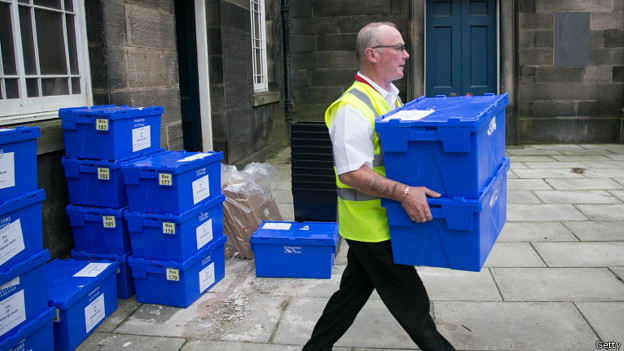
<box><xmin>302</xmin><ymin>239</ymin><xmax>456</xmax><ymax>351</ymax></box>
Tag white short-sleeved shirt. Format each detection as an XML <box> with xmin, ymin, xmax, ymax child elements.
<box><xmin>329</xmin><ymin>73</ymin><xmax>400</xmax><ymax>176</ymax></box>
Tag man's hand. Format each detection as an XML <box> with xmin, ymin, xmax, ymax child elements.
<box><xmin>401</xmin><ymin>186</ymin><xmax>440</xmax><ymax>223</ymax></box>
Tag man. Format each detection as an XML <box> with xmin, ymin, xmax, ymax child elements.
<box><xmin>301</xmin><ymin>22</ymin><xmax>456</xmax><ymax>351</ymax></box>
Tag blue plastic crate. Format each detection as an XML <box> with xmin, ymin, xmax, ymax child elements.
<box><xmin>375</xmin><ymin>93</ymin><xmax>508</xmax><ymax>198</ymax></box>
<box><xmin>128</xmin><ymin>235</ymin><xmax>226</xmax><ymax>308</ymax></box>
<box><xmin>0</xmin><ymin>250</ymin><xmax>49</xmax><ymax>342</ymax></box>
<box><xmin>125</xmin><ymin>194</ymin><xmax>225</xmax><ymax>262</ymax></box>
<box><xmin>250</xmin><ymin>221</ymin><xmax>339</xmax><ymax>279</ymax></box>
<box><xmin>0</xmin><ymin>126</ymin><xmax>40</xmax><ymax>204</ymax></box>
<box><xmin>71</xmin><ymin>250</ymin><xmax>135</xmax><ymax>299</ymax></box>
<box><xmin>121</xmin><ymin>150</ymin><xmax>223</xmax><ymax>214</ymax></box>
<box><xmin>59</xmin><ymin>105</ymin><xmax>162</xmax><ymax>160</ymax></box>
<box><xmin>0</xmin><ymin>189</ymin><xmax>45</xmax><ymax>273</ymax></box>
<box><xmin>0</xmin><ymin>307</ymin><xmax>55</xmax><ymax>351</ymax></box>
<box><xmin>47</xmin><ymin>258</ymin><xmax>119</xmax><ymax>351</ymax></box>
<box><xmin>62</xmin><ymin>148</ymin><xmax>165</xmax><ymax>208</ymax></box>
<box><xmin>382</xmin><ymin>158</ymin><xmax>509</xmax><ymax>272</ymax></box>
<box><xmin>66</xmin><ymin>205</ymin><xmax>130</xmax><ymax>256</ymax></box>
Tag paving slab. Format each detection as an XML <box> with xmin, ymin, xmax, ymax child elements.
<box><xmin>576</xmin><ymin>204</ymin><xmax>624</xmax><ymax>221</ymax></box>
<box><xmin>551</xmin><ymin>155</ymin><xmax>614</xmax><ymax>161</ymax></box>
<box><xmin>509</xmin><ymin>160</ymin><xmax>528</xmax><ymax>169</ymax></box>
<box><xmin>507</xmin><ymin>190</ymin><xmax>541</xmax><ymax>204</ymax></box>
<box><xmin>527</xmin><ymin>144</ymin><xmax>586</xmax><ymax>150</ymax></box>
<box><xmin>434</xmin><ymin>301</ymin><xmax>597</xmax><ymax>351</ymax></box>
<box><xmin>545</xmin><ymin>178</ymin><xmax>624</xmax><ymax>190</ymax></box>
<box><xmin>95</xmin><ymin>296</ymin><xmax>141</xmax><ymax>332</ymax></box>
<box><xmin>507</xmin><ymin>204</ymin><xmax>587</xmax><ymax>221</ymax></box>
<box><xmin>512</xmin><ymin>168</ymin><xmax>586</xmax><ymax>179</ymax></box>
<box><xmin>579</xmin><ymin>160</ymin><xmax>624</xmax><ymax>168</ymax></box>
<box><xmin>616</xmin><ymin>177</ymin><xmax>624</xmax><ymax>186</ymax></box>
<box><xmin>75</xmin><ymin>333</ymin><xmax>187</xmax><ymax>351</ymax></box>
<box><xmin>491</xmin><ymin>268</ymin><xmax>624</xmax><ymax>301</ymax></box>
<box><xmin>575</xmin><ymin>302</ymin><xmax>624</xmax><ymax>342</ymax></box>
<box><xmin>533</xmin><ymin>242</ymin><xmax>624</xmax><ymax>267</ymax></box>
<box><xmin>234</xmin><ymin>268</ymin><xmax>343</xmax><ymax>298</ymax></box>
<box><xmin>583</xmin><ymin>168</ymin><xmax>624</xmax><ymax>178</ymax></box>
<box><xmin>606</xmin><ymin>154</ymin><xmax>624</xmax><ymax>160</ymax></box>
<box><xmin>181</xmin><ymin>340</ymin><xmax>327</xmax><ymax>351</ymax></box>
<box><xmin>506</xmin><ymin>155</ymin><xmax>558</xmax><ymax>162</ymax></box>
<box><xmin>610</xmin><ymin>267</ymin><xmax>624</xmax><ymax>281</ymax></box>
<box><xmin>534</xmin><ymin>190</ymin><xmax>621</xmax><ymax>204</ymax></box>
<box><xmin>505</xmin><ymin>148</ymin><xmax>563</xmax><ymax>156</ymax></box>
<box><xmin>483</xmin><ymin>242</ymin><xmax>546</xmax><ymax>267</ymax></box>
<box><xmin>506</xmin><ymin>178</ymin><xmax>553</xmax><ymax>190</ymax></box>
<box><xmin>417</xmin><ymin>267</ymin><xmax>502</xmax><ymax>301</ymax></box>
<box><xmin>521</xmin><ymin>161</ymin><xmax>586</xmax><ymax>169</ymax></box>
<box><xmin>562</xmin><ymin>221</ymin><xmax>624</xmax><ymax>241</ymax></box>
<box><xmin>274</xmin><ymin>297</ymin><xmax>419</xmax><ymax>349</ymax></box>
<box><xmin>610</xmin><ymin>189</ymin><xmax>624</xmax><ymax>201</ymax></box>
<box><xmin>497</xmin><ymin>222</ymin><xmax>577</xmax><ymax>242</ymax></box>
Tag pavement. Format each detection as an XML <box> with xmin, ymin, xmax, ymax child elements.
<box><xmin>76</xmin><ymin>144</ymin><xmax>624</xmax><ymax>351</ymax></box>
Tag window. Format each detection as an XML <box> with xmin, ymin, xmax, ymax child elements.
<box><xmin>0</xmin><ymin>0</ymin><xmax>90</xmax><ymax>124</ymax></box>
<box><xmin>250</xmin><ymin>0</ymin><xmax>267</xmax><ymax>92</ymax></box>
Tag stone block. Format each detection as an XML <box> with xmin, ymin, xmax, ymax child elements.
<box><xmin>289</xmin><ymin>0</ymin><xmax>313</xmax><ymax>18</ymax></box>
<box><xmin>536</xmin><ymin>0</ymin><xmax>613</xmax><ymax>13</ymax></box>
<box><xmin>519</xmin><ymin>48</ymin><xmax>553</xmax><ymax>65</ymax></box>
<box><xmin>578</xmin><ymin>100</ymin><xmax>622</xmax><ymax>117</ymax></box>
<box><xmin>614</xmin><ymin>66</ymin><xmax>624</xmax><ymax>82</ymax></box>
<box><xmin>591</xmin><ymin>12</ymin><xmax>624</xmax><ymax>31</ymax></box>
<box><xmin>220</xmin><ymin>1</ymin><xmax>250</xmax><ymax>33</ymax></box>
<box><xmin>518</xmin><ymin>0</ymin><xmax>535</xmax><ymax>13</ymax></box>
<box><xmin>317</xmin><ymin>34</ymin><xmax>357</xmax><ymax>51</ymax></box>
<box><xmin>519</xmin><ymin>12</ymin><xmax>553</xmax><ymax>30</ymax></box>
<box><xmin>313</xmin><ymin>0</ymin><xmax>389</xmax><ymax>16</ymax></box>
<box><xmin>105</xmin><ymin>46</ymin><xmax>128</xmax><ymax>89</ymax></box>
<box><xmin>605</xmin><ymin>29</ymin><xmax>624</xmax><ymax>48</ymax></box>
<box><xmin>535</xmin><ymin>66</ymin><xmax>584</xmax><ymax>83</ymax></box>
<box><xmin>534</xmin><ymin>29</ymin><xmax>553</xmax><ymax>48</ymax></box>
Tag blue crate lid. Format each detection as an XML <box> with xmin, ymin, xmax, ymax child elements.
<box><xmin>66</xmin><ymin>204</ymin><xmax>126</xmax><ymax>218</ymax></box>
<box><xmin>0</xmin><ymin>307</ymin><xmax>56</xmax><ymax>350</ymax></box>
<box><xmin>377</xmin><ymin>93</ymin><xmax>508</xmax><ymax>128</ymax></box>
<box><xmin>0</xmin><ymin>126</ymin><xmax>41</xmax><ymax>145</ymax></box>
<box><xmin>124</xmin><ymin>194</ymin><xmax>225</xmax><ymax>225</ymax></box>
<box><xmin>250</xmin><ymin>221</ymin><xmax>339</xmax><ymax>247</ymax></box>
<box><xmin>61</xmin><ymin>148</ymin><xmax>166</xmax><ymax>177</ymax></box>
<box><xmin>120</xmin><ymin>150</ymin><xmax>224</xmax><ymax>175</ymax></box>
<box><xmin>71</xmin><ymin>249</ymin><xmax>131</xmax><ymax>264</ymax></box>
<box><xmin>47</xmin><ymin>258</ymin><xmax>120</xmax><ymax>310</ymax></box>
<box><xmin>58</xmin><ymin>105</ymin><xmax>164</xmax><ymax>119</ymax></box>
<box><xmin>1</xmin><ymin>249</ymin><xmax>49</xmax><ymax>283</ymax></box>
<box><xmin>0</xmin><ymin>188</ymin><xmax>45</xmax><ymax>215</ymax></box>
<box><xmin>128</xmin><ymin>235</ymin><xmax>227</xmax><ymax>274</ymax></box>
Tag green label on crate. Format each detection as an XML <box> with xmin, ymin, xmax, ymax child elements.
<box><xmin>97</xmin><ymin>167</ymin><xmax>110</xmax><ymax>180</ymax></box>
<box><xmin>96</xmin><ymin>119</ymin><xmax>109</xmax><ymax>131</ymax></box>
<box><xmin>166</xmin><ymin>268</ymin><xmax>179</xmax><ymax>281</ymax></box>
<box><xmin>159</xmin><ymin>173</ymin><xmax>173</xmax><ymax>186</ymax></box>
<box><xmin>102</xmin><ymin>216</ymin><xmax>116</xmax><ymax>228</ymax></box>
<box><xmin>162</xmin><ymin>222</ymin><xmax>176</xmax><ymax>235</ymax></box>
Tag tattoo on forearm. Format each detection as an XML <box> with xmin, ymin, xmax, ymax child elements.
<box><xmin>364</xmin><ymin>174</ymin><xmax>397</xmax><ymax>197</ymax></box>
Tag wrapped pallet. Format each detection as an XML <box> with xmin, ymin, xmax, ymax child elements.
<box><xmin>221</xmin><ymin>162</ymin><xmax>283</xmax><ymax>259</ymax></box>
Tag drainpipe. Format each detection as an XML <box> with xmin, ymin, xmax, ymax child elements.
<box><xmin>513</xmin><ymin>0</ymin><xmax>520</xmax><ymax>145</ymax></box>
<box><xmin>281</xmin><ymin>0</ymin><xmax>294</xmax><ymax>123</ymax></box>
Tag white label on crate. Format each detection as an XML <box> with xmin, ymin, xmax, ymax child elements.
<box><xmin>386</xmin><ymin>109</ymin><xmax>434</xmax><ymax>121</ymax></box>
<box><xmin>97</xmin><ymin>167</ymin><xmax>110</xmax><ymax>181</ymax></box>
<box><xmin>177</xmin><ymin>153</ymin><xmax>212</xmax><ymax>162</ymax></box>
<box><xmin>166</xmin><ymin>268</ymin><xmax>180</xmax><ymax>281</ymax></box>
<box><xmin>84</xmin><ymin>293</ymin><xmax>105</xmax><ymax>333</ymax></box>
<box><xmin>284</xmin><ymin>246</ymin><xmax>302</xmax><ymax>254</ymax></box>
<box><xmin>102</xmin><ymin>215</ymin><xmax>117</xmax><ymax>228</ymax></box>
<box><xmin>159</xmin><ymin>173</ymin><xmax>173</xmax><ymax>186</ymax></box>
<box><xmin>0</xmin><ymin>289</ymin><xmax>26</xmax><ymax>337</ymax></box>
<box><xmin>199</xmin><ymin>262</ymin><xmax>215</xmax><ymax>293</ymax></box>
<box><xmin>95</xmin><ymin>119</ymin><xmax>109</xmax><ymax>131</ymax></box>
<box><xmin>262</xmin><ymin>222</ymin><xmax>292</xmax><ymax>231</ymax></box>
<box><xmin>487</xmin><ymin>116</ymin><xmax>497</xmax><ymax>136</ymax></box>
<box><xmin>73</xmin><ymin>263</ymin><xmax>112</xmax><ymax>278</ymax></box>
<box><xmin>132</xmin><ymin>125</ymin><xmax>151</xmax><ymax>152</ymax></box>
<box><xmin>192</xmin><ymin>175</ymin><xmax>210</xmax><ymax>204</ymax></box>
<box><xmin>163</xmin><ymin>222</ymin><xmax>176</xmax><ymax>235</ymax></box>
<box><xmin>0</xmin><ymin>277</ymin><xmax>19</xmax><ymax>297</ymax></box>
<box><xmin>0</xmin><ymin>219</ymin><xmax>25</xmax><ymax>267</ymax></box>
<box><xmin>0</xmin><ymin>152</ymin><xmax>15</xmax><ymax>190</ymax></box>
<box><xmin>196</xmin><ymin>218</ymin><xmax>213</xmax><ymax>250</ymax></box>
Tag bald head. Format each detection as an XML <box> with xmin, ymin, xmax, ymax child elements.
<box><xmin>355</xmin><ymin>22</ymin><xmax>398</xmax><ymax>65</ymax></box>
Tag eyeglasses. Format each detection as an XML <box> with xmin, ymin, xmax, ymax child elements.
<box><xmin>371</xmin><ymin>44</ymin><xmax>407</xmax><ymax>52</ymax></box>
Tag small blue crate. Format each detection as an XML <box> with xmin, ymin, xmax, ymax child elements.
<box><xmin>62</xmin><ymin>148</ymin><xmax>165</xmax><ymax>208</ymax></box>
<box><xmin>382</xmin><ymin>158</ymin><xmax>510</xmax><ymax>272</ymax></box>
<box><xmin>375</xmin><ymin>93</ymin><xmax>508</xmax><ymax>198</ymax></box>
<box><xmin>128</xmin><ymin>235</ymin><xmax>226</xmax><ymax>308</ymax></box>
<box><xmin>66</xmin><ymin>205</ymin><xmax>130</xmax><ymax>256</ymax></box>
<box><xmin>59</xmin><ymin>105</ymin><xmax>162</xmax><ymax>160</ymax></box>
<box><xmin>0</xmin><ymin>250</ymin><xmax>49</xmax><ymax>342</ymax></box>
<box><xmin>71</xmin><ymin>250</ymin><xmax>135</xmax><ymax>299</ymax></box>
<box><xmin>125</xmin><ymin>194</ymin><xmax>225</xmax><ymax>262</ymax></box>
<box><xmin>121</xmin><ymin>150</ymin><xmax>223</xmax><ymax>214</ymax></box>
<box><xmin>47</xmin><ymin>258</ymin><xmax>119</xmax><ymax>351</ymax></box>
<box><xmin>0</xmin><ymin>189</ymin><xmax>45</xmax><ymax>273</ymax></box>
<box><xmin>0</xmin><ymin>126</ymin><xmax>40</xmax><ymax>203</ymax></box>
<box><xmin>250</xmin><ymin>221</ymin><xmax>339</xmax><ymax>279</ymax></box>
<box><xmin>0</xmin><ymin>307</ymin><xmax>55</xmax><ymax>351</ymax></box>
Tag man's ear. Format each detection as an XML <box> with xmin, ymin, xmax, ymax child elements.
<box><xmin>365</xmin><ymin>47</ymin><xmax>379</xmax><ymax>63</ymax></box>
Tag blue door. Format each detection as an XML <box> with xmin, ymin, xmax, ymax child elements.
<box><xmin>426</xmin><ymin>0</ymin><xmax>497</xmax><ymax>97</ymax></box>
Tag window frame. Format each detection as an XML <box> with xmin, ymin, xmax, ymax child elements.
<box><xmin>0</xmin><ymin>0</ymin><xmax>92</xmax><ymax>125</ymax></box>
<box><xmin>250</xmin><ymin>0</ymin><xmax>268</xmax><ymax>93</ymax></box>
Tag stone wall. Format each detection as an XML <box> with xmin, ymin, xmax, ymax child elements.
<box><xmin>517</xmin><ymin>0</ymin><xmax>624</xmax><ymax>143</ymax></box>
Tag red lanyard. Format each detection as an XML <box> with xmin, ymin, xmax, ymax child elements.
<box><xmin>353</xmin><ymin>74</ymin><xmax>401</xmax><ymax>108</ymax></box>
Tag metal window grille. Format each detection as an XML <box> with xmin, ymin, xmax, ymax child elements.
<box><xmin>250</xmin><ymin>0</ymin><xmax>267</xmax><ymax>92</ymax></box>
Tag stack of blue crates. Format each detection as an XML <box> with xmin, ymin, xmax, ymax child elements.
<box><xmin>122</xmin><ymin>150</ymin><xmax>227</xmax><ymax>308</ymax></box>
<box><xmin>59</xmin><ymin>105</ymin><xmax>165</xmax><ymax>300</ymax></box>
<box><xmin>375</xmin><ymin>93</ymin><xmax>510</xmax><ymax>272</ymax></box>
<box><xmin>0</xmin><ymin>126</ymin><xmax>56</xmax><ymax>351</ymax></box>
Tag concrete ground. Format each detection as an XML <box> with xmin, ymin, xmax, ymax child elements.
<box><xmin>77</xmin><ymin>144</ymin><xmax>624</xmax><ymax>351</ymax></box>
